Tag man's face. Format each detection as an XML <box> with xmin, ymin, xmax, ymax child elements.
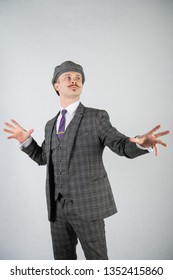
<box><xmin>54</xmin><ymin>72</ymin><xmax>83</xmax><ymax>99</ymax></box>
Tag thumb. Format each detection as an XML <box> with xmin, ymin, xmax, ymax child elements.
<box><xmin>129</xmin><ymin>136</ymin><xmax>144</xmax><ymax>145</ymax></box>
<box><xmin>28</xmin><ymin>129</ymin><xmax>34</xmax><ymax>136</ymax></box>
<box><xmin>129</xmin><ymin>137</ymin><xmax>138</xmax><ymax>143</ymax></box>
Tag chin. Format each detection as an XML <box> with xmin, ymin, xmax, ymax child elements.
<box><xmin>71</xmin><ymin>90</ymin><xmax>81</xmax><ymax>96</ymax></box>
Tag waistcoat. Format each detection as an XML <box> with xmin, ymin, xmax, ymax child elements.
<box><xmin>51</xmin><ymin>123</ymin><xmax>71</xmax><ymax>201</ymax></box>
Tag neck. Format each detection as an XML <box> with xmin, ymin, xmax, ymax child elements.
<box><xmin>60</xmin><ymin>97</ymin><xmax>80</xmax><ymax>108</ymax></box>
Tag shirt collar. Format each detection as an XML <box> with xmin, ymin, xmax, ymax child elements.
<box><xmin>60</xmin><ymin>100</ymin><xmax>80</xmax><ymax>115</ymax></box>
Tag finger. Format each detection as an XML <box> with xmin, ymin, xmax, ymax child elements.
<box><xmin>4</xmin><ymin>122</ymin><xmax>16</xmax><ymax>130</ymax></box>
<box><xmin>129</xmin><ymin>137</ymin><xmax>136</xmax><ymax>143</ymax></box>
<box><xmin>7</xmin><ymin>135</ymin><xmax>15</xmax><ymax>139</ymax></box>
<box><xmin>3</xmin><ymin>128</ymin><xmax>14</xmax><ymax>134</ymax></box>
<box><xmin>28</xmin><ymin>129</ymin><xmax>34</xmax><ymax>136</ymax></box>
<box><xmin>155</xmin><ymin>145</ymin><xmax>158</xmax><ymax>157</ymax></box>
<box><xmin>156</xmin><ymin>140</ymin><xmax>168</xmax><ymax>147</ymax></box>
<box><xmin>154</xmin><ymin>130</ymin><xmax>170</xmax><ymax>138</ymax></box>
<box><xmin>11</xmin><ymin>119</ymin><xmax>22</xmax><ymax>128</ymax></box>
<box><xmin>129</xmin><ymin>137</ymin><xmax>141</xmax><ymax>144</ymax></box>
<box><xmin>147</xmin><ymin>124</ymin><xmax>161</xmax><ymax>135</ymax></box>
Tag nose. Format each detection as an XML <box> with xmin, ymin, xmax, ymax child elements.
<box><xmin>71</xmin><ymin>79</ymin><xmax>77</xmax><ymax>85</ymax></box>
<box><xmin>71</xmin><ymin>76</ymin><xmax>79</xmax><ymax>83</ymax></box>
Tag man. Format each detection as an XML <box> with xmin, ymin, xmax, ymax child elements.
<box><xmin>4</xmin><ymin>61</ymin><xmax>170</xmax><ymax>260</ymax></box>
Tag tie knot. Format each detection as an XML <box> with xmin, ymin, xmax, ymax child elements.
<box><xmin>61</xmin><ymin>109</ymin><xmax>67</xmax><ymax>117</ymax></box>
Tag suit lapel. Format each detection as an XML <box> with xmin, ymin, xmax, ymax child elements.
<box><xmin>66</xmin><ymin>103</ymin><xmax>85</xmax><ymax>163</ymax></box>
<box><xmin>46</xmin><ymin>112</ymin><xmax>60</xmax><ymax>158</ymax></box>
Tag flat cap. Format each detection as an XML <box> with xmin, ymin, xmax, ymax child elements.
<box><xmin>52</xmin><ymin>61</ymin><xmax>85</xmax><ymax>85</ymax></box>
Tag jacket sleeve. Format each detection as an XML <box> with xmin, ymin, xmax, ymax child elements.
<box><xmin>96</xmin><ymin>110</ymin><xmax>148</xmax><ymax>159</ymax></box>
<box><xmin>21</xmin><ymin>138</ymin><xmax>47</xmax><ymax>166</ymax></box>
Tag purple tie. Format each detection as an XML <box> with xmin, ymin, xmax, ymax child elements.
<box><xmin>57</xmin><ymin>109</ymin><xmax>67</xmax><ymax>140</ymax></box>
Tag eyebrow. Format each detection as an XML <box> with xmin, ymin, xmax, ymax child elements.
<box><xmin>62</xmin><ymin>73</ymin><xmax>81</xmax><ymax>77</ymax></box>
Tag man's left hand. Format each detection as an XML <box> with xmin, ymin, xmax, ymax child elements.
<box><xmin>129</xmin><ymin>125</ymin><xmax>170</xmax><ymax>156</ymax></box>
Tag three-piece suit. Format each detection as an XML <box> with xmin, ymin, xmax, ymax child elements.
<box><xmin>22</xmin><ymin>102</ymin><xmax>148</xmax><ymax>259</ymax></box>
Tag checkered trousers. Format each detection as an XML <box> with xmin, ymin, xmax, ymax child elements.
<box><xmin>50</xmin><ymin>197</ymin><xmax>108</xmax><ymax>260</ymax></box>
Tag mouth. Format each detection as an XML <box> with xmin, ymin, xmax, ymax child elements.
<box><xmin>68</xmin><ymin>85</ymin><xmax>80</xmax><ymax>90</ymax></box>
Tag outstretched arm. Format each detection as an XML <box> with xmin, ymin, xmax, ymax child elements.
<box><xmin>4</xmin><ymin>119</ymin><xmax>34</xmax><ymax>143</ymax></box>
<box><xmin>4</xmin><ymin>119</ymin><xmax>47</xmax><ymax>165</ymax></box>
<box><xmin>129</xmin><ymin>125</ymin><xmax>170</xmax><ymax>156</ymax></box>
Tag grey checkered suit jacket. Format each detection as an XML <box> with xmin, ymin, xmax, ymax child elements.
<box><xmin>22</xmin><ymin>103</ymin><xmax>148</xmax><ymax>221</ymax></box>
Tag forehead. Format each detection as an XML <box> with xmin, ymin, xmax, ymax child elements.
<box><xmin>60</xmin><ymin>72</ymin><xmax>82</xmax><ymax>78</ymax></box>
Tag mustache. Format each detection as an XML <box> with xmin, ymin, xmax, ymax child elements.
<box><xmin>68</xmin><ymin>84</ymin><xmax>80</xmax><ymax>88</ymax></box>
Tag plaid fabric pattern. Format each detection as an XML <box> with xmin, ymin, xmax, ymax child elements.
<box><xmin>50</xmin><ymin>198</ymin><xmax>108</xmax><ymax>260</ymax></box>
<box><xmin>22</xmin><ymin>103</ymin><xmax>148</xmax><ymax>222</ymax></box>
<box><xmin>51</xmin><ymin>124</ymin><xmax>74</xmax><ymax>200</ymax></box>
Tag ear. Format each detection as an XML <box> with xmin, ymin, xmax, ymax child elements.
<box><xmin>54</xmin><ymin>82</ymin><xmax>59</xmax><ymax>91</ymax></box>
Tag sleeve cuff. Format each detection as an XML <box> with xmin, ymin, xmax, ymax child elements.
<box><xmin>136</xmin><ymin>143</ymin><xmax>153</xmax><ymax>153</ymax></box>
<box><xmin>18</xmin><ymin>137</ymin><xmax>33</xmax><ymax>150</ymax></box>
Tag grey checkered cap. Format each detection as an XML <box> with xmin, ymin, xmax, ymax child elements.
<box><xmin>52</xmin><ymin>61</ymin><xmax>85</xmax><ymax>85</ymax></box>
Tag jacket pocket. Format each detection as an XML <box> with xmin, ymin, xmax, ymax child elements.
<box><xmin>90</xmin><ymin>172</ymin><xmax>107</xmax><ymax>182</ymax></box>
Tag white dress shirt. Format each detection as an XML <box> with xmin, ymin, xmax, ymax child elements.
<box><xmin>56</xmin><ymin>100</ymin><xmax>80</xmax><ymax>132</ymax></box>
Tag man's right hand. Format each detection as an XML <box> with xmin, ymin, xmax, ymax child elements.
<box><xmin>4</xmin><ymin>119</ymin><xmax>34</xmax><ymax>143</ymax></box>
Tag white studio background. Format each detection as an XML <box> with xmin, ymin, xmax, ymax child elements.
<box><xmin>0</xmin><ymin>0</ymin><xmax>172</xmax><ymax>260</ymax></box>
